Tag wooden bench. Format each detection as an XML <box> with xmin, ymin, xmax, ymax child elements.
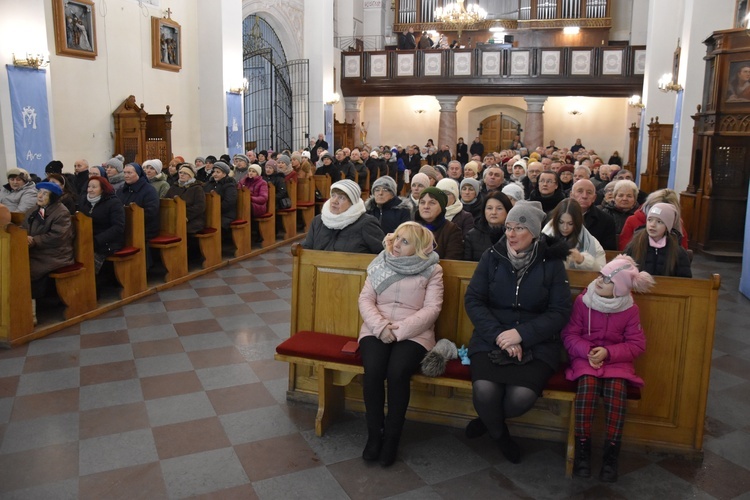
<box><xmin>255</xmin><ymin>183</ymin><xmax>276</xmax><ymax>248</ymax></box>
<box><xmin>230</xmin><ymin>186</ymin><xmax>252</xmax><ymax>258</ymax></box>
<box><xmin>49</xmin><ymin>212</ymin><xmax>97</xmax><ymax>320</ymax></box>
<box><xmin>193</xmin><ymin>192</ymin><xmax>222</xmax><ymax>268</ymax></box>
<box><xmin>275</xmin><ymin>246</ymin><xmax>720</xmax><ymax>476</ymax></box>
<box><xmin>313</xmin><ymin>174</ymin><xmax>331</xmax><ymax>215</ymax></box>
<box><xmin>149</xmin><ymin>197</ymin><xmax>188</xmax><ymax>282</ymax></box>
<box><xmin>296</xmin><ymin>177</ymin><xmax>315</xmax><ymax>233</ymax></box>
<box><xmin>277</xmin><ymin>179</ymin><xmax>297</xmax><ymax>239</ymax></box>
<box><xmin>106</xmin><ymin>203</ymin><xmax>147</xmax><ymax>299</ymax></box>
<box><xmin>0</xmin><ymin>222</ymin><xmax>34</xmax><ymax>343</ymax></box>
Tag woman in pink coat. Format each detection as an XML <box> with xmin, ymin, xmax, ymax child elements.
<box><xmin>561</xmin><ymin>254</ymin><xmax>654</xmax><ymax>483</ymax></box>
<box><xmin>358</xmin><ymin>222</ymin><xmax>444</xmax><ymax>467</ymax></box>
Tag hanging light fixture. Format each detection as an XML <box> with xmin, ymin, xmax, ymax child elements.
<box><xmin>434</xmin><ymin>0</ymin><xmax>487</xmax><ymax>40</ymax></box>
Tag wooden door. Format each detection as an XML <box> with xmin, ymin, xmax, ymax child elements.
<box><xmin>480</xmin><ymin>114</ymin><xmax>521</xmax><ymax>152</ymax></box>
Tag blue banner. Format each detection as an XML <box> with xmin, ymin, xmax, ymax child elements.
<box><xmin>741</xmin><ymin>180</ymin><xmax>750</xmax><ymax>300</ymax></box>
<box><xmin>324</xmin><ymin>104</ymin><xmax>334</xmax><ymax>150</ymax></box>
<box><xmin>668</xmin><ymin>89</ymin><xmax>683</xmax><ymax>190</ymax></box>
<box><xmin>226</xmin><ymin>92</ymin><xmax>243</xmax><ymax>158</ymax></box>
<box><xmin>634</xmin><ymin>109</ymin><xmax>646</xmax><ymax>185</ymax></box>
<box><xmin>6</xmin><ymin>65</ymin><xmax>53</xmax><ymax>177</ymax></box>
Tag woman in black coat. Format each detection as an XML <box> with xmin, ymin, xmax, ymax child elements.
<box><xmin>464</xmin><ymin>200</ymin><xmax>571</xmax><ymax>463</ymax></box>
<box><xmin>117</xmin><ymin>163</ymin><xmax>160</xmax><ymax>241</ymax></box>
<box><xmin>364</xmin><ymin>176</ymin><xmax>411</xmax><ymax>234</ymax></box>
<box><xmin>463</xmin><ymin>190</ymin><xmax>512</xmax><ymax>261</ymax></box>
<box><xmin>165</xmin><ymin>164</ymin><xmax>206</xmax><ymax>235</ymax></box>
<box><xmin>202</xmin><ymin>161</ymin><xmax>238</xmax><ymax>230</ymax></box>
<box><xmin>80</xmin><ymin>176</ymin><xmax>125</xmax><ymax>272</ymax></box>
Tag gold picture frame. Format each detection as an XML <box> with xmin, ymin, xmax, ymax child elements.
<box><xmin>152</xmin><ymin>16</ymin><xmax>181</xmax><ymax>72</ymax></box>
<box><xmin>52</xmin><ymin>0</ymin><xmax>98</xmax><ymax>60</ymax></box>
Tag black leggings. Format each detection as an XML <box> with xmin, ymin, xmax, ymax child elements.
<box><xmin>472</xmin><ymin>379</ymin><xmax>538</xmax><ymax>439</ymax></box>
<box><xmin>359</xmin><ymin>336</ymin><xmax>426</xmax><ymax>432</ymax></box>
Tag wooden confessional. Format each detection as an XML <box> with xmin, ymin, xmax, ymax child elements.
<box><xmin>113</xmin><ymin>95</ymin><xmax>173</xmax><ymax>166</ymax></box>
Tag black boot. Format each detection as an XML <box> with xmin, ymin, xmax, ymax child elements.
<box><xmin>362</xmin><ymin>428</ymin><xmax>383</xmax><ymax>461</ymax></box>
<box><xmin>465</xmin><ymin>418</ymin><xmax>487</xmax><ymax>439</ymax></box>
<box><xmin>573</xmin><ymin>436</ymin><xmax>592</xmax><ymax>478</ymax></box>
<box><xmin>496</xmin><ymin>422</ymin><xmax>521</xmax><ymax>464</ymax></box>
<box><xmin>599</xmin><ymin>440</ymin><xmax>621</xmax><ymax>482</ymax></box>
<box><xmin>379</xmin><ymin>418</ymin><xmax>403</xmax><ymax>467</ymax></box>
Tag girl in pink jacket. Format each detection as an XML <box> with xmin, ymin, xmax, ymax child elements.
<box><xmin>358</xmin><ymin>222</ymin><xmax>444</xmax><ymax>467</ymax></box>
<box><xmin>561</xmin><ymin>254</ymin><xmax>654</xmax><ymax>483</ymax></box>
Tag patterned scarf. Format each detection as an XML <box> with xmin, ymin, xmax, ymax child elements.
<box><xmin>367</xmin><ymin>250</ymin><xmax>439</xmax><ymax>295</ymax></box>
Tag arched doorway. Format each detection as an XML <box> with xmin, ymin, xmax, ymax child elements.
<box><xmin>243</xmin><ymin>15</ymin><xmax>308</xmax><ymax>152</ymax></box>
<box><xmin>479</xmin><ymin>114</ymin><xmax>521</xmax><ymax>152</ymax></box>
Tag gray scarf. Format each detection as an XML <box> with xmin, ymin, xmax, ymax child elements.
<box><xmin>506</xmin><ymin>240</ymin><xmax>537</xmax><ymax>273</ymax></box>
<box><xmin>367</xmin><ymin>250</ymin><xmax>439</xmax><ymax>295</ymax></box>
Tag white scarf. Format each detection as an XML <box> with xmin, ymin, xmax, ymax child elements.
<box><xmin>321</xmin><ymin>198</ymin><xmax>366</xmax><ymax>230</ymax></box>
<box><xmin>445</xmin><ymin>200</ymin><xmax>463</xmax><ymax>221</ymax></box>
<box><xmin>581</xmin><ymin>281</ymin><xmax>634</xmax><ymax>336</ymax></box>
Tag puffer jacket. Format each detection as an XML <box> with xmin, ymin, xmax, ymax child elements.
<box><xmin>239</xmin><ymin>176</ymin><xmax>268</xmax><ymax>217</ymax></box>
<box><xmin>23</xmin><ymin>201</ymin><xmax>74</xmax><ymax>281</ymax></box>
<box><xmin>365</xmin><ymin>196</ymin><xmax>411</xmax><ymax>234</ymax></box>
<box><xmin>302</xmin><ymin>213</ymin><xmax>384</xmax><ymax>254</ymax></box>
<box><xmin>358</xmin><ymin>263</ymin><xmax>444</xmax><ymax>351</ymax></box>
<box><xmin>0</xmin><ymin>180</ymin><xmax>38</xmax><ymax>213</ymax></box>
<box><xmin>80</xmin><ymin>193</ymin><xmax>125</xmax><ymax>255</ymax></box>
<box><xmin>203</xmin><ymin>175</ymin><xmax>238</xmax><ymax>229</ymax></box>
<box><xmin>561</xmin><ymin>289</ymin><xmax>646</xmax><ymax>386</ymax></box>
<box><xmin>166</xmin><ymin>181</ymin><xmax>206</xmax><ymax>234</ymax></box>
<box><xmin>465</xmin><ymin>234</ymin><xmax>572</xmax><ymax>370</ymax></box>
<box><xmin>117</xmin><ymin>177</ymin><xmax>160</xmax><ymax>240</ymax></box>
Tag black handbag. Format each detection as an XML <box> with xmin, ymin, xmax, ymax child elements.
<box><xmin>279</xmin><ymin>197</ymin><xmax>292</xmax><ymax>209</ymax></box>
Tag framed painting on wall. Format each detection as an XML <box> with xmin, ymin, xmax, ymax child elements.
<box><xmin>152</xmin><ymin>16</ymin><xmax>181</xmax><ymax>72</ymax></box>
<box><xmin>52</xmin><ymin>0</ymin><xmax>97</xmax><ymax>60</ymax></box>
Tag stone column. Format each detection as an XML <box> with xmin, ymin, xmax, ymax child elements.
<box><xmin>436</xmin><ymin>96</ymin><xmax>462</xmax><ymax>159</ymax></box>
<box><xmin>523</xmin><ymin>96</ymin><xmax>547</xmax><ymax>152</ymax></box>
<box><xmin>344</xmin><ymin>97</ymin><xmax>366</xmax><ymax>148</ymax></box>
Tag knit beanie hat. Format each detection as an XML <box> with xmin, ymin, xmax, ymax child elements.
<box><xmin>410</xmin><ymin>173</ymin><xmax>430</xmax><ymax>188</ymax></box>
<box><xmin>45</xmin><ymin>160</ymin><xmax>64</xmax><ymax>174</ymax></box>
<box><xmin>600</xmin><ymin>254</ymin><xmax>655</xmax><ymax>297</ymax></box>
<box><xmin>248</xmin><ymin>164</ymin><xmax>262</xmax><ymax>176</ymax></box>
<box><xmin>276</xmin><ymin>154</ymin><xmax>291</xmax><ymax>167</ymax></box>
<box><xmin>320</xmin><ymin>153</ymin><xmax>333</xmax><ymax>163</ymax></box>
<box><xmin>212</xmin><ymin>161</ymin><xmax>231</xmax><ymax>175</ymax></box>
<box><xmin>460</xmin><ymin>177</ymin><xmax>480</xmax><ymax>194</ymax></box>
<box><xmin>420</xmin><ymin>165</ymin><xmax>439</xmax><ymax>184</ymax></box>
<box><xmin>36</xmin><ymin>181</ymin><xmax>63</xmax><ymax>197</ymax></box>
<box><xmin>7</xmin><ymin>168</ymin><xmax>29</xmax><ymax>181</ymax></box>
<box><xmin>512</xmin><ymin>159</ymin><xmax>527</xmax><ymax>172</ymax></box>
<box><xmin>233</xmin><ymin>154</ymin><xmax>250</xmax><ymax>166</ymax></box>
<box><xmin>419</xmin><ymin>187</ymin><xmax>448</xmax><ymax>211</ymax></box>
<box><xmin>301</xmin><ymin>150</ymin><xmax>311</xmax><ymax>159</ymax></box>
<box><xmin>142</xmin><ymin>159</ymin><xmax>163</xmax><ymax>175</ymax></box>
<box><xmin>502</xmin><ymin>183</ymin><xmax>525</xmax><ymax>203</ymax></box>
<box><xmin>372</xmin><ymin>175</ymin><xmax>397</xmax><ymax>195</ymax></box>
<box><xmin>331</xmin><ymin>179</ymin><xmax>361</xmax><ymax>204</ymax></box>
<box><xmin>195</xmin><ymin>156</ymin><xmax>206</xmax><ymax>165</ymax></box>
<box><xmin>179</xmin><ymin>164</ymin><xmax>195</xmax><ymax>178</ymax></box>
<box><xmin>106</xmin><ymin>157</ymin><xmax>124</xmax><ymax>173</ymax></box>
<box><xmin>436</xmin><ymin>178</ymin><xmax>459</xmax><ymax>202</ymax></box>
<box><xmin>265</xmin><ymin>159</ymin><xmax>278</xmax><ymax>172</ymax></box>
<box><xmin>463</xmin><ymin>161</ymin><xmax>480</xmax><ymax>175</ymax></box>
<box><xmin>648</xmin><ymin>203</ymin><xmax>678</xmax><ymax>233</ymax></box>
<box><xmin>369</xmin><ymin>151</ymin><xmax>378</xmax><ymax>159</ymax></box>
<box><xmin>506</xmin><ymin>200</ymin><xmax>545</xmax><ymax>239</ymax></box>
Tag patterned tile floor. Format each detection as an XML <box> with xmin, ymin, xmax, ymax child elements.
<box><xmin>0</xmin><ymin>246</ymin><xmax>748</xmax><ymax>499</ymax></box>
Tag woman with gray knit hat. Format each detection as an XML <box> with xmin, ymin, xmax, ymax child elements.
<box><xmin>365</xmin><ymin>176</ymin><xmax>411</xmax><ymax>234</ymax></box>
<box><xmin>414</xmin><ymin>187</ymin><xmax>463</xmax><ymax>260</ymax></box>
<box><xmin>464</xmin><ymin>200</ymin><xmax>571</xmax><ymax>464</ymax></box>
<box><xmin>302</xmin><ymin>179</ymin><xmax>384</xmax><ymax>253</ymax></box>
<box><xmin>104</xmin><ymin>157</ymin><xmax>125</xmax><ymax>192</ymax></box>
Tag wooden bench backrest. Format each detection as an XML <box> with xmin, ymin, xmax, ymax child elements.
<box><xmin>285</xmin><ymin>179</ymin><xmax>298</xmax><ymax>210</ymax></box>
<box><xmin>73</xmin><ymin>211</ymin><xmax>95</xmax><ymax>270</ymax></box>
<box><xmin>125</xmin><ymin>203</ymin><xmax>145</xmax><ymax>250</ymax></box>
<box><xmin>265</xmin><ymin>182</ymin><xmax>276</xmax><ymax>217</ymax></box>
<box><xmin>236</xmin><ymin>186</ymin><xmax>251</xmax><ymax>222</ymax></box>
<box><xmin>290</xmin><ymin>245</ymin><xmax>721</xmax><ymax>451</ymax></box>
<box><xmin>0</xmin><ymin>224</ymin><xmax>33</xmax><ymax>342</ymax></box>
<box><xmin>10</xmin><ymin>212</ymin><xmax>24</xmax><ymax>225</ymax></box>
<box><xmin>159</xmin><ymin>197</ymin><xmax>187</xmax><ymax>239</ymax></box>
<box><xmin>314</xmin><ymin>175</ymin><xmax>331</xmax><ymax>199</ymax></box>
<box><xmin>297</xmin><ymin>178</ymin><xmax>313</xmax><ymax>204</ymax></box>
<box><xmin>204</xmin><ymin>191</ymin><xmax>221</xmax><ymax>229</ymax></box>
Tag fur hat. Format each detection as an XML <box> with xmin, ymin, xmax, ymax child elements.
<box><xmin>36</xmin><ymin>181</ymin><xmax>63</xmax><ymax>197</ymax></box>
<box><xmin>436</xmin><ymin>178</ymin><xmax>459</xmax><ymax>202</ymax></box>
<box><xmin>248</xmin><ymin>164</ymin><xmax>262</xmax><ymax>176</ymax></box>
<box><xmin>142</xmin><ymin>159</ymin><xmax>163</xmax><ymax>175</ymax></box>
<box><xmin>331</xmin><ymin>179</ymin><xmax>361</xmax><ymax>204</ymax></box>
<box><xmin>501</xmin><ymin>183</ymin><xmax>525</xmax><ymax>203</ymax></box>
<box><xmin>212</xmin><ymin>161</ymin><xmax>231</xmax><ymax>175</ymax></box>
<box><xmin>506</xmin><ymin>200</ymin><xmax>545</xmax><ymax>239</ymax></box>
<box><xmin>600</xmin><ymin>254</ymin><xmax>655</xmax><ymax>297</ymax></box>
<box><xmin>371</xmin><ymin>175</ymin><xmax>397</xmax><ymax>196</ymax></box>
<box><xmin>105</xmin><ymin>157</ymin><xmax>124</xmax><ymax>173</ymax></box>
<box><xmin>421</xmin><ymin>339</ymin><xmax>458</xmax><ymax>377</ymax></box>
<box><xmin>7</xmin><ymin>168</ymin><xmax>29</xmax><ymax>181</ymax></box>
<box><xmin>648</xmin><ymin>203</ymin><xmax>678</xmax><ymax>233</ymax></box>
<box><xmin>460</xmin><ymin>177</ymin><xmax>480</xmax><ymax>194</ymax></box>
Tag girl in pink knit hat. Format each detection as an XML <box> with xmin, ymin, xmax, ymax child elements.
<box><xmin>624</xmin><ymin>203</ymin><xmax>692</xmax><ymax>277</ymax></box>
<box><xmin>561</xmin><ymin>254</ymin><xmax>655</xmax><ymax>482</ymax></box>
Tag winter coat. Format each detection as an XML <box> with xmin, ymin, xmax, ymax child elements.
<box><xmin>463</xmin><ymin>218</ymin><xmax>504</xmax><ymax>262</ymax></box>
<box><xmin>23</xmin><ymin>201</ymin><xmax>74</xmax><ymax>281</ymax></box>
<box><xmin>447</xmin><ymin>209</ymin><xmax>474</xmax><ymax>238</ymax></box>
<box><xmin>239</xmin><ymin>175</ymin><xmax>269</xmax><ymax>218</ymax></box>
<box><xmin>464</xmin><ymin>234</ymin><xmax>572</xmax><ymax>370</ymax></box>
<box><xmin>263</xmin><ymin>172</ymin><xmax>290</xmax><ymax>210</ymax></box>
<box><xmin>561</xmin><ymin>290</ymin><xmax>646</xmax><ymax>386</ymax></box>
<box><xmin>117</xmin><ymin>177</ymin><xmax>160</xmax><ymax>240</ymax></box>
<box><xmin>203</xmin><ymin>175</ymin><xmax>238</xmax><ymax>229</ymax></box>
<box><xmin>365</xmin><ymin>196</ymin><xmax>411</xmax><ymax>235</ymax></box>
<box><xmin>302</xmin><ymin>213</ymin><xmax>384</xmax><ymax>254</ymax></box>
<box><xmin>149</xmin><ymin>173</ymin><xmax>171</xmax><ymax>198</ymax></box>
<box><xmin>456</xmin><ymin>142</ymin><xmax>469</xmax><ymax>165</ymax></box>
<box><xmin>618</xmin><ymin>209</ymin><xmax>689</xmax><ymax>251</ymax></box>
<box><xmin>166</xmin><ymin>181</ymin><xmax>206</xmax><ymax>234</ymax></box>
<box><xmin>530</xmin><ymin>188</ymin><xmax>565</xmax><ymax>214</ymax></box>
<box><xmin>331</xmin><ymin>160</ymin><xmax>356</xmax><ymax>182</ymax></box>
<box><xmin>461</xmin><ymin>196</ymin><xmax>484</xmax><ymax>221</ymax></box>
<box><xmin>542</xmin><ymin>222</ymin><xmax>606</xmax><ymax>272</ymax></box>
<box><xmin>628</xmin><ymin>236</ymin><xmax>692</xmax><ymax>278</ymax></box>
<box><xmin>522</xmin><ymin>177</ymin><xmax>537</xmax><ymax>200</ymax></box>
<box><xmin>80</xmin><ymin>193</ymin><xmax>125</xmax><ymax>255</ymax></box>
<box><xmin>366</xmin><ymin>158</ymin><xmax>386</xmax><ymax>188</ymax></box>
<box><xmin>601</xmin><ymin>202</ymin><xmax>638</xmax><ymax>238</ymax></box>
<box><xmin>0</xmin><ymin>181</ymin><xmax>38</xmax><ymax>213</ymax></box>
<box><xmin>358</xmin><ymin>264</ymin><xmax>444</xmax><ymax>351</ymax></box>
<box><xmin>351</xmin><ymin>160</ymin><xmax>369</xmax><ymax>191</ymax></box>
<box><xmin>422</xmin><ymin>218</ymin><xmax>463</xmax><ymax>260</ymax></box>
<box><xmin>74</xmin><ymin>171</ymin><xmax>89</xmax><ymax>200</ymax></box>
<box><xmin>583</xmin><ymin>207</ymin><xmax>617</xmax><ymax>251</ymax></box>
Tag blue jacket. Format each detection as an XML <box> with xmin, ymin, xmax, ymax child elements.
<box><xmin>117</xmin><ymin>176</ymin><xmax>160</xmax><ymax>240</ymax></box>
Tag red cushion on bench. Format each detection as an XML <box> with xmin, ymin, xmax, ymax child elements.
<box><xmin>230</xmin><ymin>219</ymin><xmax>248</xmax><ymax>226</ymax></box>
<box><xmin>297</xmin><ymin>202</ymin><xmax>315</xmax><ymax>208</ymax></box>
<box><xmin>256</xmin><ymin>212</ymin><xmax>273</xmax><ymax>220</ymax></box>
<box><xmin>51</xmin><ymin>262</ymin><xmax>84</xmax><ymax>274</ymax></box>
<box><xmin>278</xmin><ymin>208</ymin><xmax>296</xmax><ymax>214</ymax></box>
<box><xmin>276</xmin><ymin>331</ymin><xmax>362</xmax><ymax>365</ymax></box>
<box><xmin>150</xmin><ymin>235</ymin><xmax>181</xmax><ymax>245</ymax></box>
<box><xmin>110</xmin><ymin>246</ymin><xmax>139</xmax><ymax>258</ymax></box>
<box><xmin>196</xmin><ymin>227</ymin><xmax>217</xmax><ymax>235</ymax></box>
<box><xmin>443</xmin><ymin>359</ymin><xmax>471</xmax><ymax>380</ymax></box>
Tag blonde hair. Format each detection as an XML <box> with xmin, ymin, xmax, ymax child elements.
<box><xmin>388</xmin><ymin>221</ymin><xmax>436</xmax><ymax>259</ymax></box>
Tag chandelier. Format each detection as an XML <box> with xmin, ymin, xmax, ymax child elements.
<box><xmin>434</xmin><ymin>0</ymin><xmax>487</xmax><ymax>39</ymax></box>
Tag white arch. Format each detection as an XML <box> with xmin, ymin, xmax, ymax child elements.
<box><xmin>242</xmin><ymin>0</ymin><xmax>303</xmax><ymax>61</ymax></box>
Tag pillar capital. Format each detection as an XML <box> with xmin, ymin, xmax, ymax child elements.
<box><xmin>344</xmin><ymin>96</ymin><xmax>366</xmax><ymax>113</ymax></box>
<box><xmin>435</xmin><ymin>95</ymin><xmax>462</xmax><ymax>113</ymax></box>
<box><xmin>524</xmin><ymin>96</ymin><xmax>548</xmax><ymax>113</ymax></box>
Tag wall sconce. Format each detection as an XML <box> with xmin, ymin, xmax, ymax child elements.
<box><xmin>229</xmin><ymin>78</ymin><xmax>249</xmax><ymax>94</ymax></box>
<box><xmin>568</xmin><ymin>109</ymin><xmax>583</xmax><ymax>116</ymax></box>
<box><xmin>325</xmin><ymin>92</ymin><xmax>340</xmax><ymax>105</ymax></box>
<box><xmin>563</xmin><ymin>26</ymin><xmax>580</xmax><ymax>35</ymax></box>
<box><xmin>658</xmin><ymin>73</ymin><xmax>683</xmax><ymax>93</ymax></box>
<box><xmin>414</xmin><ymin>109</ymin><xmax>426</xmax><ymax>114</ymax></box>
<box><xmin>628</xmin><ymin>94</ymin><xmax>645</xmax><ymax>108</ymax></box>
<box><xmin>12</xmin><ymin>52</ymin><xmax>49</xmax><ymax>70</ymax></box>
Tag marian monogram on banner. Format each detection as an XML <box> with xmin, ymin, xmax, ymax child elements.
<box><xmin>22</xmin><ymin>106</ymin><xmax>38</xmax><ymax>129</ymax></box>
<box><xmin>7</xmin><ymin>65</ymin><xmax>53</xmax><ymax>176</ymax></box>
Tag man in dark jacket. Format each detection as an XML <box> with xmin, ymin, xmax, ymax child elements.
<box><xmin>73</xmin><ymin>158</ymin><xmax>90</xmax><ymax>201</ymax></box>
<box><xmin>117</xmin><ymin>163</ymin><xmax>160</xmax><ymax>241</ymax></box>
<box><xmin>331</xmin><ymin>149</ymin><xmax>356</xmax><ymax>182</ymax></box>
<box><xmin>470</xmin><ymin>137</ymin><xmax>484</xmax><ymax>158</ymax></box>
<box><xmin>571</xmin><ymin>179</ymin><xmax>617</xmax><ymax>250</ymax></box>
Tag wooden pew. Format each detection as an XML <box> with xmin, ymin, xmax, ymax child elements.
<box><xmin>106</xmin><ymin>203</ymin><xmax>147</xmax><ymax>299</ymax></box>
<box><xmin>275</xmin><ymin>246</ymin><xmax>720</xmax><ymax>476</ymax></box>
<box><xmin>49</xmin><ymin>212</ymin><xmax>97</xmax><ymax>320</ymax></box>
<box><xmin>230</xmin><ymin>186</ymin><xmax>252</xmax><ymax>258</ymax></box>
<box><xmin>359</xmin><ymin>169</ymin><xmax>371</xmax><ymax>200</ymax></box>
<box><xmin>296</xmin><ymin>177</ymin><xmax>315</xmax><ymax>233</ymax></box>
<box><xmin>193</xmin><ymin>191</ymin><xmax>222</xmax><ymax>268</ymax></box>
<box><xmin>255</xmin><ymin>183</ymin><xmax>276</xmax><ymax>248</ymax></box>
<box><xmin>0</xmin><ymin>223</ymin><xmax>34</xmax><ymax>343</ymax></box>
<box><xmin>277</xmin><ymin>179</ymin><xmax>297</xmax><ymax>239</ymax></box>
<box><xmin>313</xmin><ymin>174</ymin><xmax>331</xmax><ymax>215</ymax></box>
<box><xmin>149</xmin><ymin>197</ymin><xmax>188</xmax><ymax>282</ymax></box>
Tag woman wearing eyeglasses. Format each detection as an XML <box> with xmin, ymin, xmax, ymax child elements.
<box><xmin>464</xmin><ymin>200</ymin><xmax>572</xmax><ymax>464</ymax></box>
<box><xmin>302</xmin><ymin>179</ymin><xmax>384</xmax><ymax>253</ymax></box>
